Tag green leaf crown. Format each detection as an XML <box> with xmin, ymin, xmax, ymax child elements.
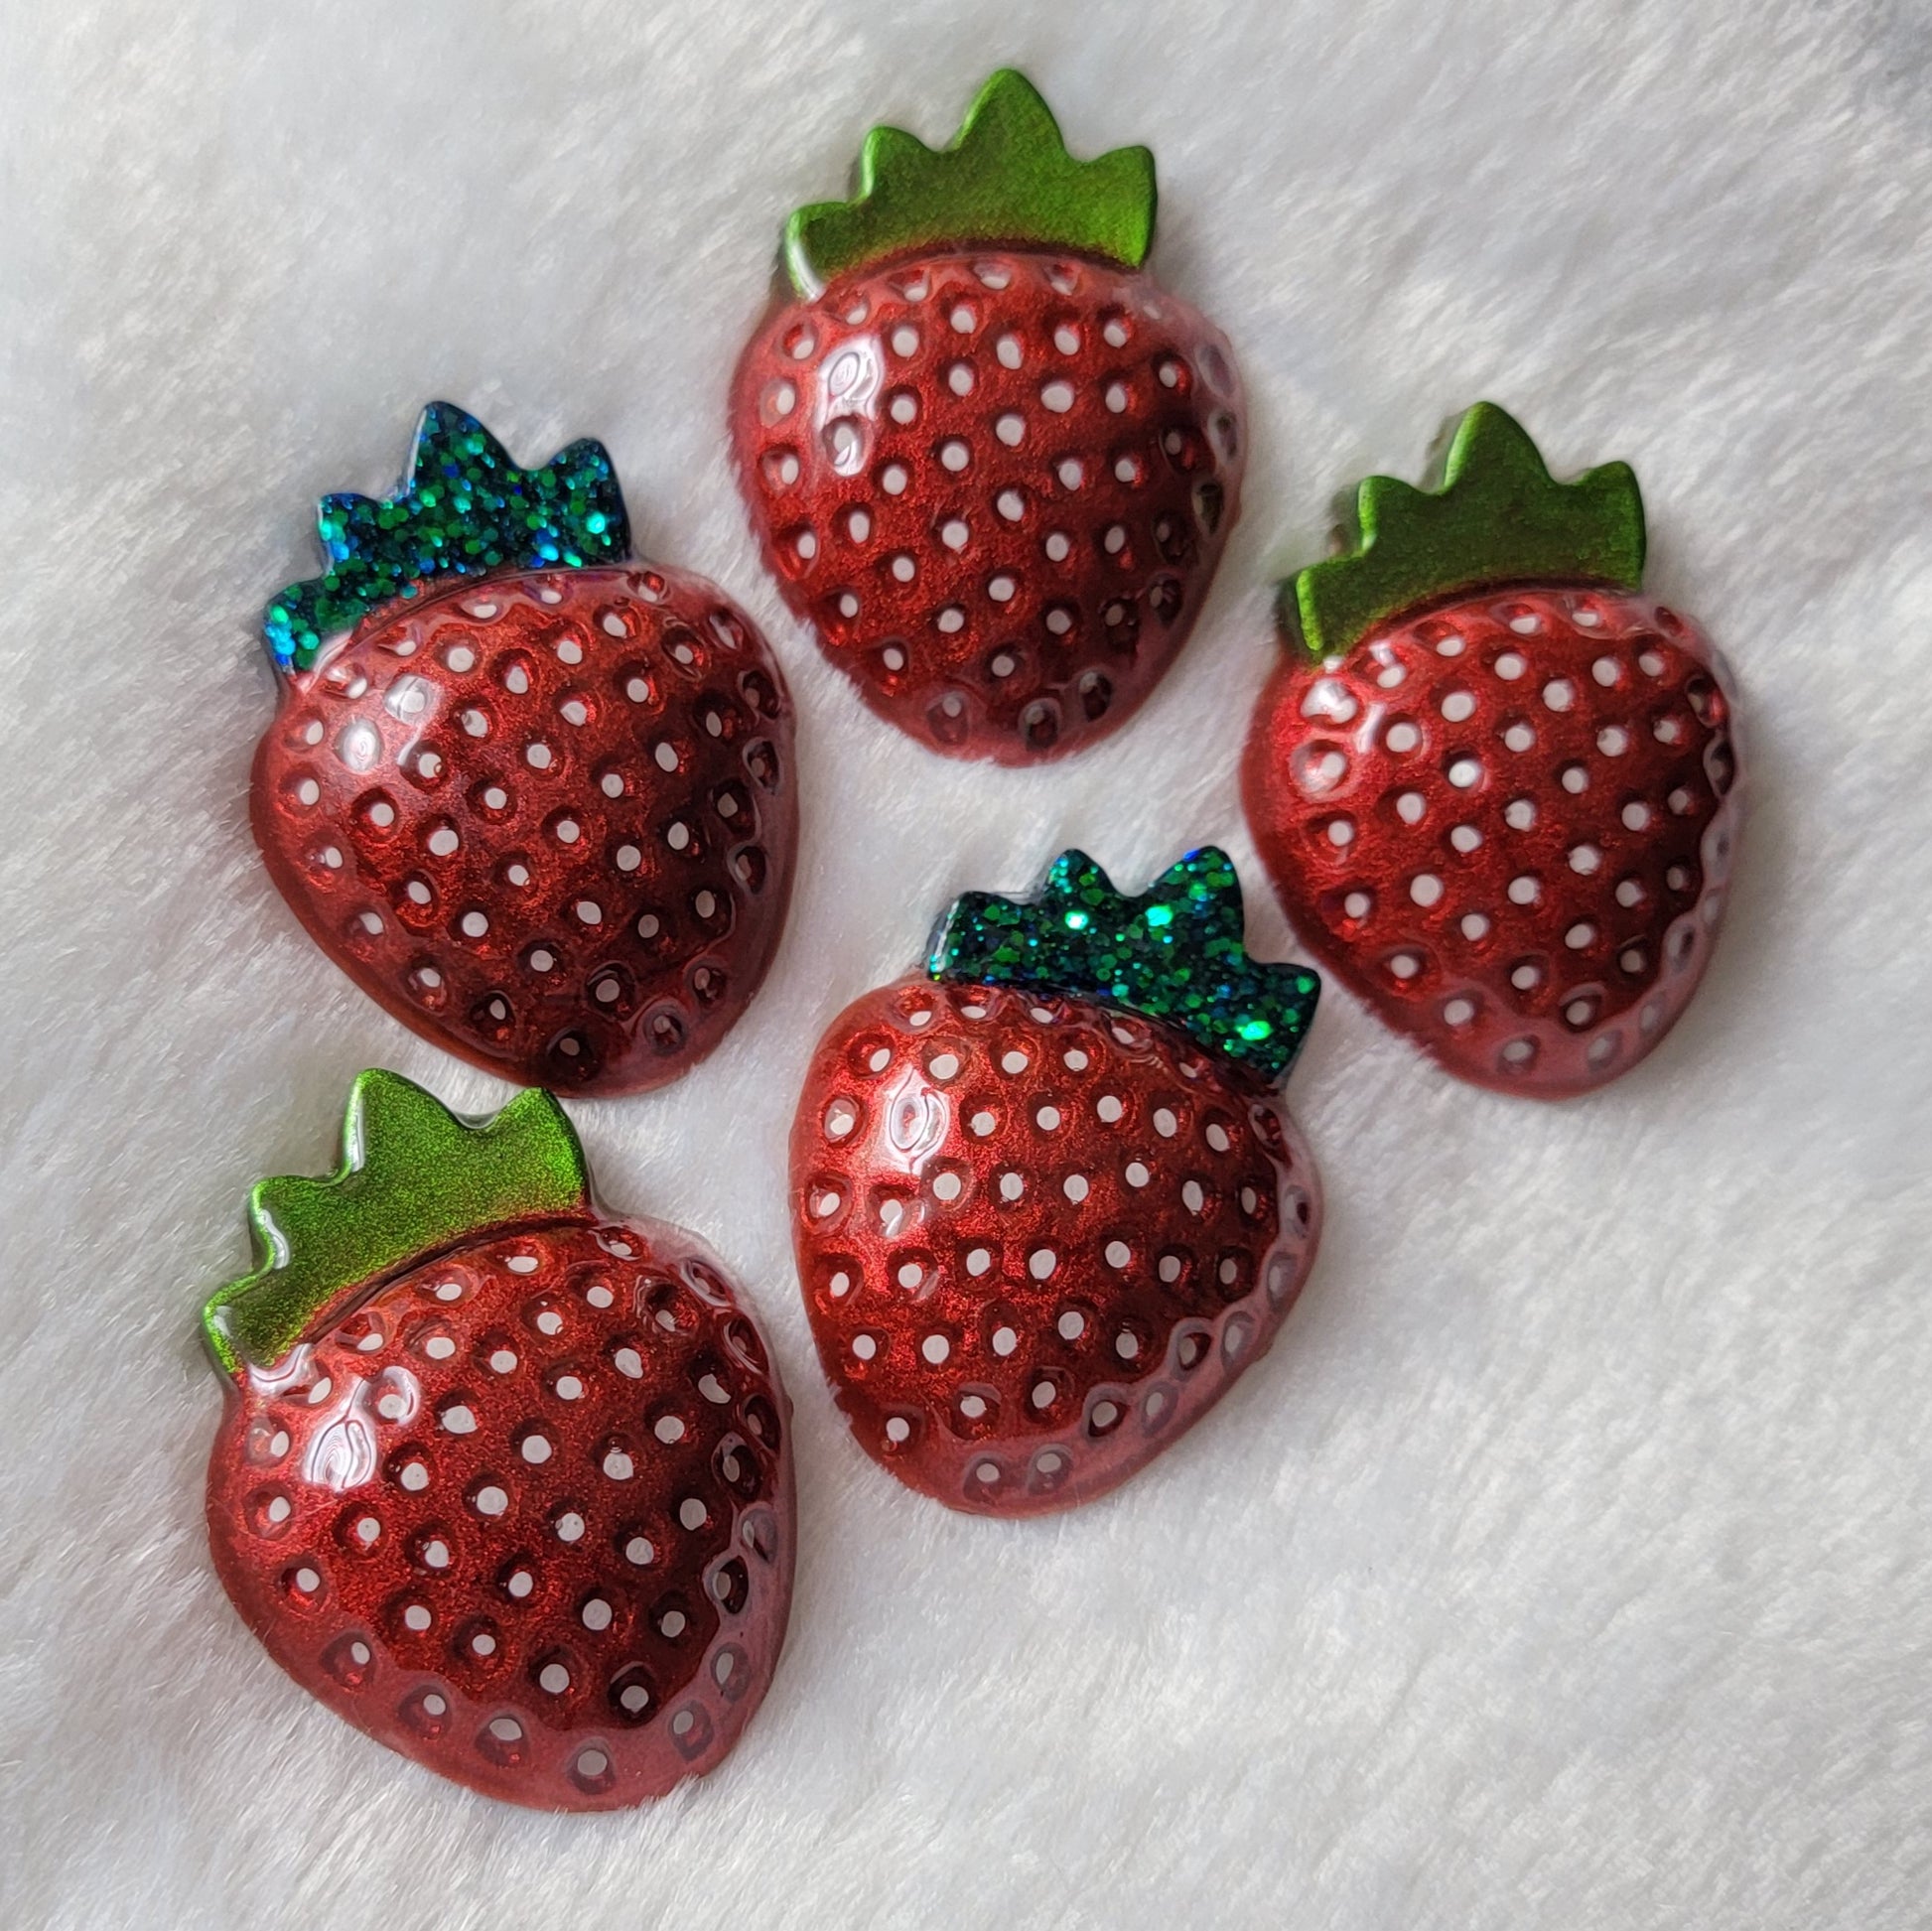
<box><xmin>263</xmin><ymin>402</ymin><xmax>629</xmax><ymax>672</ymax></box>
<box><xmin>201</xmin><ymin>1071</ymin><xmax>592</xmax><ymax>1376</ymax></box>
<box><xmin>784</xmin><ymin>69</ymin><xmax>1157</xmax><ymax>297</ymax></box>
<box><xmin>927</xmin><ymin>848</ymin><xmax>1319</xmax><ymax>1085</ymax></box>
<box><xmin>1283</xmin><ymin>402</ymin><xmax>1646</xmax><ymax>662</ymax></box>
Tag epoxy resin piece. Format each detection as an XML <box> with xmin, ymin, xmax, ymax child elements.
<box><xmin>252</xmin><ymin>404</ymin><xmax>797</xmax><ymax>1094</ymax></box>
<box><xmin>202</xmin><ymin>1070</ymin><xmax>794</xmax><ymax>1810</ymax></box>
<box><xmin>790</xmin><ymin>850</ymin><xmax>1321</xmax><ymax>1516</ymax></box>
<box><xmin>1243</xmin><ymin>404</ymin><xmax>1742</xmax><ymax>1098</ymax></box>
<box><xmin>733</xmin><ymin>70</ymin><xmax>1245</xmax><ymax>763</ymax></box>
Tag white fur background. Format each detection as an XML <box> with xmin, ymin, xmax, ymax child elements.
<box><xmin>3</xmin><ymin>2</ymin><xmax>1930</xmax><ymax>1925</ymax></box>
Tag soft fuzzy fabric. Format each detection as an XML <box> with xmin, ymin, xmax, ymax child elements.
<box><xmin>3</xmin><ymin>3</ymin><xmax>1930</xmax><ymax>1926</ymax></box>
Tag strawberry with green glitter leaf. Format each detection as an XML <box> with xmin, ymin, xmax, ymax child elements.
<box><xmin>1243</xmin><ymin>403</ymin><xmax>1742</xmax><ymax>1098</ymax></box>
<box><xmin>733</xmin><ymin>69</ymin><xmax>1245</xmax><ymax>762</ymax></box>
<box><xmin>203</xmin><ymin>1069</ymin><xmax>794</xmax><ymax>1811</ymax></box>
<box><xmin>790</xmin><ymin>848</ymin><xmax>1321</xmax><ymax>1516</ymax></box>
<box><xmin>252</xmin><ymin>403</ymin><xmax>796</xmax><ymax>1094</ymax></box>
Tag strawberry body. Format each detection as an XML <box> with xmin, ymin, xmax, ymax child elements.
<box><xmin>789</xmin><ymin>851</ymin><xmax>1322</xmax><ymax>1516</ymax></box>
<box><xmin>1245</xmin><ymin>585</ymin><xmax>1740</xmax><ymax>1096</ymax></box>
<box><xmin>202</xmin><ymin>1074</ymin><xmax>793</xmax><ymax>1810</ymax></box>
<box><xmin>253</xmin><ymin>564</ymin><xmax>795</xmax><ymax>1093</ymax></box>
<box><xmin>734</xmin><ymin>249</ymin><xmax>1242</xmax><ymax>761</ymax></box>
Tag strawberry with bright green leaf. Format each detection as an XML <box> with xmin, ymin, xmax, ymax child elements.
<box><xmin>203</xmin><ymin>1070</ymin><xmax>793</xmax><ymax>1810</ymax></box>
<box><xmin>1244</xmin><ymin>404</ymin><xmax>1742</xmax><ymax>1097</ymax></box>
<box><xmin>734</xmin><ymin>69</ymin><xmax>1245</xmax><ymax>762</ymax></box>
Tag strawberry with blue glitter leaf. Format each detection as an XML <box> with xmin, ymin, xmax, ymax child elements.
<box><xmin>252</xmin><ymin>403</ymin><xmax>797</xmax><ymax>1094</ymax></box>
<box><xmin>790</xmin><ymin>848</ymin><xmax>1321</xmax><ymax>1516</ymax></box>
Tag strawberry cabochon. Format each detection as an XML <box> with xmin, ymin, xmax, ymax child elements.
<box><xmin>1248</xmin><ymin>405</ymin><xmax>1741</xmax><ymax>1096</ymax></box>
<box><xmin>252</xmin><ymin>404</ymin><xmax>797</xmax><ymax>1095</ymax></box>
<box><xmin>780</xmin><ymin>69</ymin><xmax>1157</xmax><ymax>298</ymax></box>
<box><xmin>793</xmin><ymin>849</ymin><xmax>1322</xmax><ymax>1516</ymax></box>
<box><xmin>202</xmin><ymin>1071</ymin><xmax>794</xmax><ymax>1809</ymax></box>
<box><xmin>737</xmin><ymin>70</ymin><xmax>1243</xmax><ymax>764</ymax></box>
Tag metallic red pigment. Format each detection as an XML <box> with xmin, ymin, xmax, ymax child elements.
<box><xmin>1244</xmin><ymin>586</ymin><xmax>1741</xmax><ymax>1097</ymax></box>
<box><xmin>206</xmin><ymin>1214</ymin><xmax>793</xmax><ymax>1810</ymax></box>
<box><xmin>790</xmin><ymin>978</ymin><xmax>1320</xmax><ymax>1516</ymax></box>
<box><xmin>733</xmin><ymin>249</ymin><xmax>1244</xmax><ymax>762</ymax></box>
<box><xmin>252</xmin><ymin>566</ymin><xmax>796</xmax><ymax>1094</ymax></box>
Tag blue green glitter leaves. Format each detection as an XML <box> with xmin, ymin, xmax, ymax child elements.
<box><xmin>785</xmin><ymin>69</ymin><xmax>1157</xmax><ymax>297</ymax></box>
<box><xmin>202</xmin><ymin>1071</ymin><xmax>591</xmax><ymax>1376</ymax></box>
<box><xmin>263</xmin><ymin>403</ymin><xmax>629</xmax><ymax>671</ymax></box>
<box><xmin>927</xmin><ymin>849</ymin><xmax>1319</xmax><ymax>1085</ymax></box>
<box><xmin>1285</xmin><ymin>403</ymin><xmax>1646</xmax><ymax>663</ymax></box>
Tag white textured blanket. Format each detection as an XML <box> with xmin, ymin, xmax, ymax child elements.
<box><xmin>3</xmin><ymin>3</ymin><xmax>1929</xmax><ymax>1925</ymax></box>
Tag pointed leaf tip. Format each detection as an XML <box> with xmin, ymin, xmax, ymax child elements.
<box><xmin>928</xmin><ymin>847</ymin><xmax>1319</xmax><ymax>1084</ymax></box>
<box><xmin>1284</xmin><ymin>403</ymin><xmax>1646</xmax><ymax>662</ymax></box>
<box><xmin>200</xmin><ymin>1071</ymin><xmax>592</xmax><ymax>1377</ymax></box>
<box><xmin>263</xmin><ymin>403</ymin><xmax>630</xmax><ymax>672</ymax></box>
<box><xmin>784</xmin><ymin>69</ymin><xmax>1157</xmax><ymax>296</ymax></box>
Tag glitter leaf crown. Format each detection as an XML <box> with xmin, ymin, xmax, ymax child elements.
<box><xmin>928</xmin><ymin>848</ymin><xmax>1319</xmax><ymax>1084</ymax></box>
<box><xmin>263</xmin><ymin>402</ymin><xmax>629</xmax><ymax>671</ymax></box>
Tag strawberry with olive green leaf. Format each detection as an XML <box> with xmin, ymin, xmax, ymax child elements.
<box><xmin>734</xmin><ymin>69</ymin><xmax>1245</xmax><ymax>762</ymax></box>
<box><xmin>203</xmin><ymin>1070</ymin><xmax>793</xmax><ymax>1810</ymax></box>
<box><xmin>791</xmin><ymin>850</ymin><xmax>1320</xmax><ymax>1516</ymax></box>
<box><xmin>253</xmin><ymin>403</ymin><xmax>796</xmax><ymax>1094</ymax></box>
<box><xmin>1243</xmin><ymin>404</ymin><xmax>1742</xmax><ymax>1098</ymax></box>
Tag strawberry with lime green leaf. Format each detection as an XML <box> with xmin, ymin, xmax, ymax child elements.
<box><xmin>791</xmin><ymin>849</ymin><xmax>1320</xmax><ymax>1516</ymax></box>
<box><xmin>733</xmin><ymin>69</ymin><xmax>1245</xmax><ymax>762</ymax></box>
<box><xmin>1243</xmin><ymin>404</ymin><xmax>1742</xmax><ymax>1097</ymax></box>
<box><xmin>202</xmin><ymin>1070</ymin><xmax>794</xmax><ymax>1809</ymax></box>
<box><xmin>253</xmin><ymin>403</ymin><xmax>796</xmax><ymax>1094</ymax></box>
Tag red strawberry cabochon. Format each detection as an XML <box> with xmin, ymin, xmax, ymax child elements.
<box><xmin>928</xmin><ymin>847</ymin><xmax>1319</xmax><ymax>1085</ymax></box>
<box><xmin>202</xmin><ymin>1071</ymin><xmax>794</xmax><ymax>1807</ymax></box>
<box><xmin>1282</xmin><ymin>402</ymin><xmax>1645</xmax><ymax>660</ymax></box>
<box><xmin>262</xmin><ymin>402</ymin><xmax>629</xmax><ymax>672</ymax></box>
<box><xmin>781</xmin><ymin>68</ymin><xmax>1156</xmax><ymax>297</ymax></box>
<box><xmin>1250</xmin><ymin>405</ymin><xmax>1739</xmax><ymax>1099</ymax></box>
